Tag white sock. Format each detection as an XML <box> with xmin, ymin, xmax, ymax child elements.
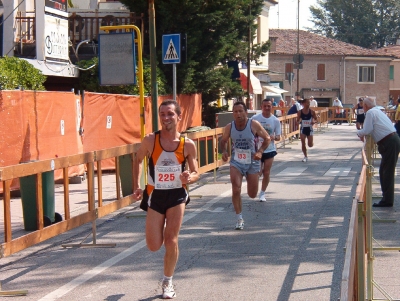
<box><xmin>236</xmin><ymin>213</ymin><xmax>243</xmax><ymax>220</ymax></box>
<box><xmin>163</xmin><ymin>275</ymin><xmax>173</xmax><ymax>285</ymax></box>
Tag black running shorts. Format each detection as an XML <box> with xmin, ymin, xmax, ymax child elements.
<box><xmin>141</xmin><ymin>187</ymin><xmax>189</xmax><ymax>214</ymax></box>
<box><xmin>301</xmin><ymin>127</ymin><xmax>313</xmax><ymax>137</ymax></box>
<box><xmin>261</xmin><ymin>151</ymin><xmax>277</xmax><ymax>162</ymax></box>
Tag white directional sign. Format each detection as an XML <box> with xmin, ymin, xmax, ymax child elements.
<box><xmin>162</xmin><ymin>34</ymin><xmax>181</xmax><ymax>64</ymax></box>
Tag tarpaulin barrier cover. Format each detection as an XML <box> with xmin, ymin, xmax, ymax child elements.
<box><xmin>0</xmin><ymin>90</ymin><xmax>202</xmax><ymax>189</ymax></box>
<box><xmin>82</xmin><ymin>92</ymin><xmax>202</xmax><ymax>169</ymax></box>
<box><xmin>0</xmin><ymin>90</ymin><xmax>84</xmax><ymax>192</ymax></box>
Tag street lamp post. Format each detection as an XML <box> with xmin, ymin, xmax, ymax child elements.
<box><xmin>296</xmin><ymin>0</ymin><xmax>300</xmax><ymax>98</ymax></box>
<box><xmin>247</xmin><ymin>2</ymin><xmax>251</xmax><ymax>109</ymax></box>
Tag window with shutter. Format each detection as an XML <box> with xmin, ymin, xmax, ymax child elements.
<box><xmin>358</xmin><ymin>66</ymin><xmax>375</xmax><ymax>83</ymax></box>
<box><xmin>317</xmin><ymin>64</ymin><xmax>325</xmax><ymax>81</ymax></box>
<box><xmin>285</xmin><ymin>63</ymin><xmax>293</xmax><ymax>80</ymax></box>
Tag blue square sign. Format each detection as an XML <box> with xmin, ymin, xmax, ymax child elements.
<box><xmin>162</xmin><ymin>34</ymin><xmax>181</xmax><ymax>64</ymax></box>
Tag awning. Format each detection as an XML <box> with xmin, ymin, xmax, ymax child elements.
<box><xmin>262</xmin><ymin>85</ymin><xmax>288</xmax><ymax>94</ymax></box>
<box><xmin>239</xmin><ymin>70</ymin><xmax>262</xmax><ymax>95</ymax></box>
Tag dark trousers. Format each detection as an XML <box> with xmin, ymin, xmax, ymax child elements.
<box><xmin>395</xmin><ymin>121</ymin><xmax>400</xmax><ymax>137</ymax></box>
<box><xmin>377</xmin><ymin>134</ymin><xmax>400</xmax><ymax>205</ymax></box>
<box><xmin>334</xmin><ymin>112</ymin><xmax>342</xmax><ymax>124</ymax></box>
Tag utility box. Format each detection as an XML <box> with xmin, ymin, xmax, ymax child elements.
<box><xmin>215</xmin><ymin>110</ymin><xmax>260</xmax><ymax>128</ymax></box>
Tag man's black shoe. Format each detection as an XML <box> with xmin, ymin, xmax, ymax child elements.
<box><xmin>372</xmin><ymin>201</ymin><xmax>393</xmax><ymax>207</ymax></box>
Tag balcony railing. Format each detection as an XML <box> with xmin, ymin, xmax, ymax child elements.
<box><xmin>68</xmin><ymin>12</ymin><xmax>144</xmax><ymax>45</ymax></box>
<box><xmin>13</xmin><ymin>12</ymin><xmax>144</xmax><ymax>58</ymax></box>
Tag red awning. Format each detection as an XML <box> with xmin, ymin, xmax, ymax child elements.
<box><xmin>239</xmin><ymin>70</ymin><xmax>262</xmax><ymax>94</ymax></box>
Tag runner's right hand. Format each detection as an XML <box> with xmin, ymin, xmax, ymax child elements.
<box><xmin>133</xmin><ymin>188</ymin><xmax>143</xmax><ymax>200</ymax></box>
<box><xmin>222</xmin><ymin>151</ymin><xmax>229</xmax><ymax>161</ymax></box>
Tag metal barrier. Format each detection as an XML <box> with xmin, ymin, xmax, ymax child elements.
<box><xmin>275</xmin><ymin>108</ymin><xmax>329</xmax><ymax>148</ymax></box>
<box><xmin>340</xmin><ymin>135</ymin><xmax>400</xmax><ymax>300</ymax></box>
<box><xmin>0</xmin><ymin>144</ymin><xmax>141</xmax><ymax>258</ymax></box>
<box><xmin>385</xmin><ymin>109</ymin><xmax>396</xmax><ymax>122</ymax></box>
<box><xmin>325</xmin><ymin>107</ymin><xmax>355</xmax><ymax>125</ymax></box>
<box><xmin>340</xmin><ymin>143</ymin><xmax>368</xmax><ymax>301</ymax></box>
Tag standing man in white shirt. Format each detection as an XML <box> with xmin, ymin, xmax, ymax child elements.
<box><xmin>332</xmin><ymin>97</ymin><xmax>343</xmax><ymax>125</ymax></box>
<box><xmin>310</xmin><ymin>96</ymin><xmax>318</xmax><ymax>108</ymax></box>
<box><xmin>357</xmin><ymin>97</ymin><xmax>400</xmax><ymax>207</ymax></box>
<box><xmin>252</xmin><ymin>98</ymin><xmax>281</xmax><ymax>202</ymax></box>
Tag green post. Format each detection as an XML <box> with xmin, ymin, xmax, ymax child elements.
<box><xmin>118</xmin><ymin>154</ymin><xmax>133</xmax><ymax>197</ymax></box>
<box><xmin>149</xmin><ymin>0</ymin><xmax>159</xmax><ymax>131</ymax></box>
<box><xmin>20</xmin><ymin>171</ymin><xmax>56</xmax><ymax>231</ymax></box>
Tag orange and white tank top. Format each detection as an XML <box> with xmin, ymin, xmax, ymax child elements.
<box><xmin>146</xmin><ymin>131</ymin><xmax>186</xmax><ymax>194</ymax></box>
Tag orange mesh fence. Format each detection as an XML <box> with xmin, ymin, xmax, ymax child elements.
<box><xmin>82</xmin><ymin>92</ymin><xmax>202</xmax><ymax>170</ymax></box>
<box><xmin>82</xmin><ymin>92</ymin><xmax>141</xmax><ymax>151</ymax></box>
<box><xmin>156</xmin><ymin>94</ymin><xmax>202</xmax><ymax>132</ymax></box>
<box><xmin>0</xmin><ymin>90</ymin><xmax>34</xmax><ymax>167</ymax></box>
<box><xmin>0</xmin><ymin>91</ymin><xmax>84</xmax><ymax>192</ymax></box>
<box><xmin>0</xmin><ymin>91</ymin><xmax>202</xmax><ymax>189</ymax></box>
<box><xmin>35</xmin><ymin>91</ymin><xmax>84</xmax><ymax>180</ymax></box>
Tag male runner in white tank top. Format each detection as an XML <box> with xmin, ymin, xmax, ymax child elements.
<box><xmin>220</xmin><ymin>101</ymin><xmax>270</xmax><ymax>230</ymax></box>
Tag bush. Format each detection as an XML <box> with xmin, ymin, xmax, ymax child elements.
<box><xmin>0</xmin><ymin>56</ymin><xmax>46</xmax><ymax>90</ymax></box>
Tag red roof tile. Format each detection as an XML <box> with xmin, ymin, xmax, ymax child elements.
<box><xmin>269</xmin><ymin>29</ymin><xmax>391</xmax><ymax>57</ymax></box>
<box><xmin>374</xmin><ymin>45</ymin><xmax>400</xmax><ymax>59</ymax></box>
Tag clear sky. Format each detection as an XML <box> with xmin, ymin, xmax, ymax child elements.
<box><xmin>269</xmin><ymin>0</ymin><xmax>318</xmax><ymax>30</ymax></box>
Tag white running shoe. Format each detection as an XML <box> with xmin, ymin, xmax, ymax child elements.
<box><xmin>235</xmin><ymin>219</ymin><xmax>244</xmax><ymax>230</ymax></box>
<box><xmin>302</xmin><ymin>157</ymin><xmax>308</xmax><ymax>162</ymax></box>
<box><xmin>162</xmin><ymin>282</ymin><xmax>176</xmax><ymax>299</ymax></box>
<box><xmin>259</xmin><ymin>191</ymin><xmax>266</xmax><ymax>202</ymax></box>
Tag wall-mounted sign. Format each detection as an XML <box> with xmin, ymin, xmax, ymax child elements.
<box><xmin>98</xmin><ymin>32</ymin><xmax>136</xmax><ymax>86</ymax></box>
<box><xmin>44</xmin><ymin>14</ymin><xmax>69</xmax><ymax>62</ymax></box>
<box><xmin>45</xmin><ymin>0</ymin><xmax>67</xmax><ymax>13</ymax></box>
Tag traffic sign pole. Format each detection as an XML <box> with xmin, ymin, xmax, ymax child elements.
<box><xmin>290</xmin><ymin>79</ymin><xmax>292</xmax><ymax>99</ymax></box>
<box><xmin>162</xmin><ymin>34</ymin><xmax>181</xmax><ymax>102</ymax></box>
<box><xmin>173</xmin><ymin>64</ymin><xmax>177</xmax><ymax>101</ymax></box>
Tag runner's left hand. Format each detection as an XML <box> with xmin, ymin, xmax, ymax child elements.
<box><xmin>253</xmin><ymin>151</ymin><xmax>262</xmax><ymax>160</ymax></box>
<box><xmin>180</xmin><ymin>170</ymin><xmax>191</xmax><ymax>184</ymax></box>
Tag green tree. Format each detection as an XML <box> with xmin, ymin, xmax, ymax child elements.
<box><xmin>75</xmin><ymin>57</ymin><xmax>169</xmax><ymax>95</ymax></box>
<box><xmin>374</xmin><ymin>0</ymin><xmax>400</xmax><ymax>46</ymax></box>
<box><xmin>119</xmin><ymin>0</ymin><xmax>269</xmax><ymax>105</ymax></box>
<box><xmin>309</xmin><ymin>0</ymin><xmax>400</xmax><ymax>48</ymax></box>
<box><xmin>0</xmin><ymin>56</ymin><xmax>46</xmax><ymax>90</ymax></box>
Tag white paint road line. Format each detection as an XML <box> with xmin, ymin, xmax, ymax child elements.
<box><xmin>38</xmin><ymin>189</ymin><xmax>233</xmax><ymax>301</ymax></box>
<box><xmin>276</xmin><ymin>167</ymin><xmax>307</xmax><ymax>177</ymax></box>
<box><xmin>323</xmin><ymin>167</ymin><xmax>352</xmax><ymax>177</ymax></box>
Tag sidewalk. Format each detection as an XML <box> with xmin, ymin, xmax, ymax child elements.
<box><xmin>0</xmin><ymin>123</ymin><xmax>399</xmax><ymax>300</ymax></box>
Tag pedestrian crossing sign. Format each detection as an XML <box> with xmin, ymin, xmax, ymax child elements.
<box><xmin>162</xmin><ymin>34</ymin><xmax>181</xmax><ymax>64</ymax></box>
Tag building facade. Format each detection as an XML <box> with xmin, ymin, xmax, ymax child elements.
<box><xmin>375</xmin><ymin>43</ymin><xmax>400</xmax><ymax>102</ymax></box>
<box><xmin>268</xmin><ymin>29</ymin><xmax>392</xmax><ymax>107</ymax></box>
